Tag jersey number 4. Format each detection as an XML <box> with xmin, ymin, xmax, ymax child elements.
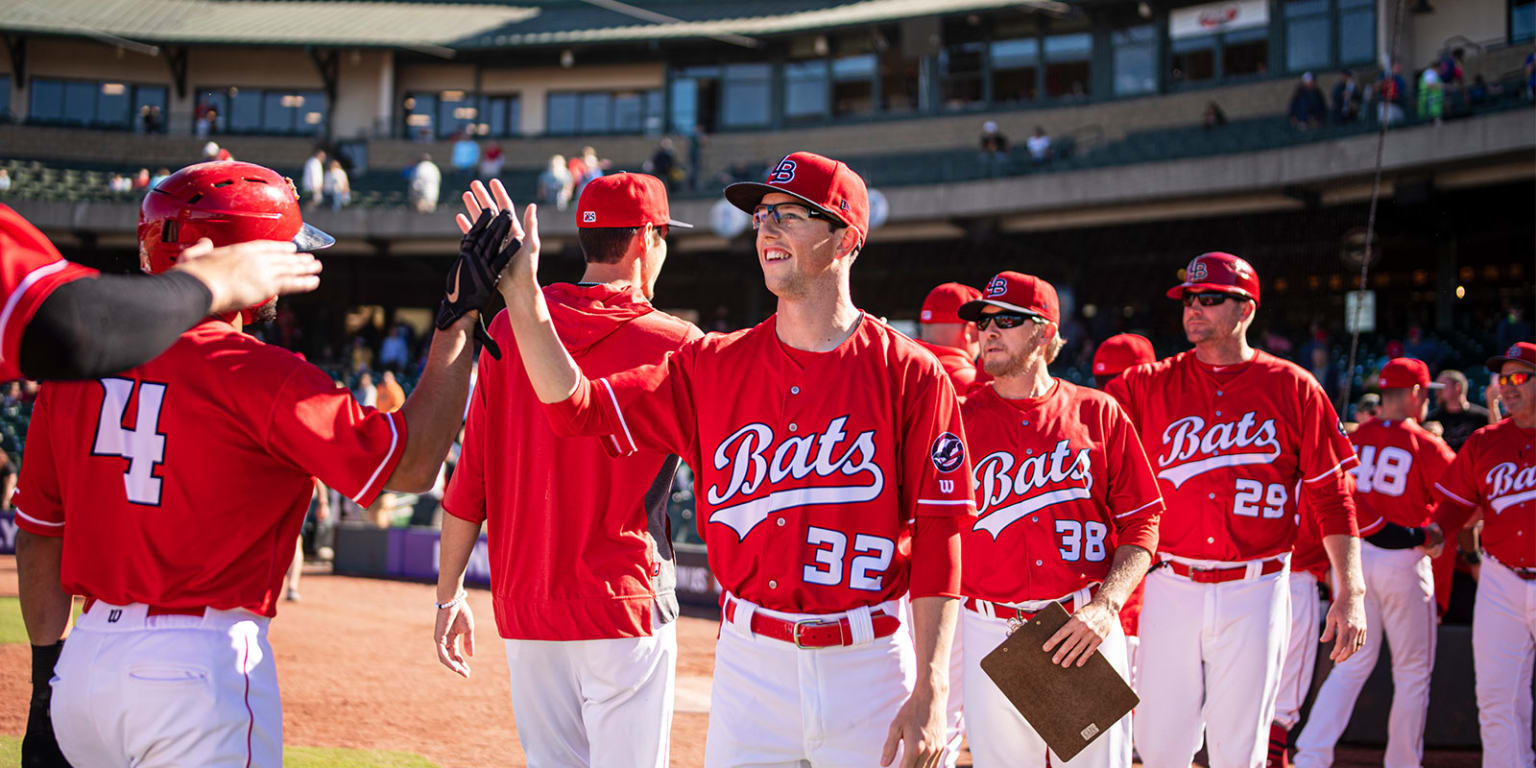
<box><xmin>92</xmin><ymin>378</ymin><xmax>168</xmax><ymax>506</ymax></box>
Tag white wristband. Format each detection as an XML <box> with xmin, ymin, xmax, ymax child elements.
<box><xmin>435</xmin><ymin>591</ymin><xmax>465</xmax><ymax>611</ymax></box>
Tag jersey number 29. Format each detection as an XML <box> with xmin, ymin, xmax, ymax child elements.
<box><xmin>92</xmin><ymin>378</ymin><xmax>168</xmax><ymax>506</ymax></box>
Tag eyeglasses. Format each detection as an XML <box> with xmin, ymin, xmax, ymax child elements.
<box><xmin>1182</xmin><ymin>292</ymin><xmax>1241</xmax><ymax>307</ymax></box>
<box><xmin>1498</xmin><ymin>371</ymin><xmax>1534</xmax><ymax>387</ymax></box>
<box><xmin>975</xmin><ymin>312</ymin><xmax>1045</xmax><ymax>331</ymax></box>
<box><xmin>751</xmin><ymin>202</ymin><xmax>832</xmax><ymax>230</ymax></box>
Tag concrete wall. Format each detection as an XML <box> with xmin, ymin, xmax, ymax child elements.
<box><xmin>1408</xmin><ymin>0</ymin><xmax>1509</xmax><ymax>67</ymax></box>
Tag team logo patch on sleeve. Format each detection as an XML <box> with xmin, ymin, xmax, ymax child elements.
<box><xmin>768</xmin><ymin>158</ymin><xmax>797</xmax><ymax>184</ymax></box>
<box><xmin>930</xmin><ymin>432</ymin><xmax>966</xmax><ymax>473</ymax></box>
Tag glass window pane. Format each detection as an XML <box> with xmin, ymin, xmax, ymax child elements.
<box><xmin>63</xmin><ymin>81</ymin><xmax>96</xmax><ymax>125</ymax></box>
<box><xmin>1171</xmin><ymin>36</ymin><xmax>1217</xmax><ymax>83</ymax></box>
<box><xmin>1285</xmin><ymin>0</ymin><xmax>1330</xmax><ymax>16</ymax></box>
<box><xmin>832</xmin><ymin>53</ymin><xmax>876</xmax><ymax>80</ymax></box>
<box><xmin>991</xmin><ymin>38</ymin><xmax>1039</xmax><ymax>70</ymax></box>
<box><xmin>1287</xmin><ymin>17</ymin><xmax>1332</xmax><ymax>71</ymax></box>
<box><xmin>135</xmin><ymin>86</ymin><xmax>167</xmax><ymax>133</ymax></box>
<box><xmin>302</xmin><ymin>91</ymin><xmax>326</xmax><ymax>134</ymax></box>
<box><xmin>879</xmin><ymin>50</ymin><xmax>921</xmax><ymax>113</ymax></box>
<box><xmin>263</xmin><ymin>91</ymin><xmax>290</xmax><ymax>133</ymax></box>
<box><xmin>486</xmin><ymin>97</ymin><xmax>507</xmax><ymax>137</ymax></box>
<box><xmin>643</xmin><ymin>90</ymin><xmax>662</xmax><ymax>134</ymax></box>
<box><xmin>613</xmin><ymin>92</ymin><xmax>643</xmax><ymax>131</ymax></box>
<box><xmin>547</xmin><ymin>92</ymin><xmax>578</xmax><ymax>133</ymax></box>
<box><xmin>97</xmin><ymin>82</ymin><xmax>130</xmax><ymax>128</ymax></box>
<box><xmin>1224</xmin><ymin>33</ymin><xmax>1269</xmax><ymax>77</ymax></box>
<box><xmin>722</xmin><ymin>64</ymin><xmax>771</xmax><ymax>127</ymax></box>
<box><xmin>29</xmin><ymin>79</ymin><xmax>64</xmax><ymax>121</ymax></box>
<box><xmin>1044</xmin><ymin>33</ymin><xmax>1093</xmax><ymax>62</ymax></box>
<box><xmin>1114</xmin><ymin>26</ymin><xmax>1158</xmax><ymax>95</ymax></box>
<box><xmin>228</xmin><ymin>88</ymin><xmax>262</xmax><ymax>132</ymax></box>
<box><xmin>437</xmin><ymin>91</ymin><xmax>473</xmax><ymax>138</ymax></box>
<box><xmin>1516</xmin><ymin>1</ymin><xmax>1536</xmax><ymax>41</ymax></box>
<box><xmin>404</xmin><ymin>92</ymin><xmax>435</xmax><ymax>140</ymax></box>
<box><xmin>833</xmin><ymin>59</ymin><xmax>874</xmax><ymax>116</ymax></box>
<box><xmin>1339</xmin><ymin>8</ymin><xmax>1376</xmax><ymax>61</ymax></box>
<box><xmin>669</xmin><ymin>78</ymin><xmax>697</xmax><ymax>134</ymax></box>
<box><xmin>784</xmin><ymin>60</ymin><xmax>828</xmax><ymax>119</ymax></box>
<box><xmin>580</xmin><ymin>92</ymin><xmax>611</xmax><ymax>132</ymax></box>
<box><xmin>1045</xmin><ymin>59</ymin><xmax>1092</xmax><ymax>97</ymax></box>
<box><xmin>940</xmin><ymin>42</ymin><xmax>985</xmax><ymax>109</ymax></box>
<box><xmin>196</xmin><ymin>89</ymin><xmax>228</xmax><ymax>133</ymax></box>
<box><xmin>0</xmin><ymin>76</ymin><xmax>10</xmax><ymax>122</ymax></box>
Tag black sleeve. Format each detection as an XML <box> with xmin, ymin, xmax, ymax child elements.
<box><xmin>18</xmin><ymin>271</ymin><xmax>212</xmax><ymax>380</ymax></box>
<box><xmin>1364</xmin><ymin>521</ymin><xmax>1428</xmax><ymax>550</ymax></box>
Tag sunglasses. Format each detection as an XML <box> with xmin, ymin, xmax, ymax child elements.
<box><xmin>975</xmin><ymin>312</ymin><xmax>1045</xmax><ymax>331</ymax></box>
<box><xmin>1498</xmin><ymin>371</ymin><xmax>1534</xmax><ymax>387</ymax></box>
<box><xmin>1182</xmin><ymin>292</ymin><xmax>1242</xmax><ymax>307</ymax></box>
<box><xmin>751</xmin><ymin>202</ymin><xmax>833</xmax><ymax>230</ymax></box>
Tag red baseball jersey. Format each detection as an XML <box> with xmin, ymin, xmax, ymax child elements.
<box><xmin>1349</xmin><ymin>418</ymin><xmax>1456</xmax><ymax>528</ymax></box>
<box><xmin>1433</xmin><ymin>419</ymin><xmax>1536</xmax><ymax>568</ymax></box>
<box><xmin>914</xmin><ymin>339</ymin><xmax>979</xmax><ymax>397</ymax></box>
<box><xmin>444</xmin><ymin>284</ymin><xmax>701</xmax><ymax>641</ymax></box>
<box><xmin>961</xmin><ymin>381</ymin><xmax>1162</xmax><ymax>603</ymax></box>
<box><xmin>545</xmin><ymin>312</ymin><xmax>974</xmax><ymax>613</ymax></box>
<box><xmin>1106</xmin><ymin>350</ymin><xmax>1359</xmax><ymax>561</ymax></box>
<box><xmin>0</xmin><ymin>205</ymin><xmax>97</xmax><ymax>380</ymax></box>
<box><xmin>13</xmin><ymin>319</ymin><xmax>406</xmax><ymax>617</ymax></box>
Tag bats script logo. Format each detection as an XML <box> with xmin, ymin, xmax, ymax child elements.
<box><xmin>768</xmin><ymin>158</ymin><xmax>797</xmax><ymax>184</ymax></box>
<box><xmin>930</xmin><ymin>433</ymin><xmax>965</xmax><ymax>473</ymax></box>
<box><xmin>1155</xmin><ymin>412</ymin><xmax>1282</xmax><ymax>488</ymax></box>
<box><xmin>1485</xmin><ymin>462</ymin><xmax>1536</xmax><ymax>513</ymax></box>
<box><xmin>971</xmin><ymin>439</ymin><xmax>1095</xmax><ymax>538</ymax></box>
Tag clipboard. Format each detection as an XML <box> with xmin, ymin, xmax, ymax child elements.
<box><xmin>978</xmin><ymin>602</ymin><xmax>1139</xmax><ymax>761</ymax></box>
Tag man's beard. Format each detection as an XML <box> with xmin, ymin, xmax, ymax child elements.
<box><xmin>982</xmin><ymin>344</ymin><xmax>1041</xmax><ymax>378</ymax></box>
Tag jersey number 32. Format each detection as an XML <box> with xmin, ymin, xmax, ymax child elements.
<box><xmin>92</xmin><ymin>378</ymin><xmax>168</xmax><ymax>506</ymax></box>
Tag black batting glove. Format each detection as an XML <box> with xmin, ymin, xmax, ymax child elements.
<box><xmin>22</xmin><ymin>640</ymin><xmax>71</xmax><ymax>768</ymax></box>
<box><xmin>436</xmin><ymin>209</ymin><xmax>517</xmax><ymax>359</ymax></box>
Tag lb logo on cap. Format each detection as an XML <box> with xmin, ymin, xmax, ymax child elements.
<box><xmin>1510</xmin><ymin>344</ymin><xmax>1523</xmax><ymax>357</ymax></box>
<box><xmin>583</xmin><ymin>211</ymin><xmax>597</xmax><ymax>223</ymax></box>
<box><xmin>768</xmin><ymin>158</ymin><xmax>798</xmax><ymax>184</ymax></box>
<box><xmin>1187</xmin><ymin>258</ymin><xmax>1209</xmax><ymax>281</ymax></box>
<box><xmin>930</xmin><ymin>432</ymin><xmax>966</xmax><ymax>474</ymax></box>
<box><xmin>985</xmin><ymin>276</ymin><xmax>1008</xmax><ymax>297</ymax></box>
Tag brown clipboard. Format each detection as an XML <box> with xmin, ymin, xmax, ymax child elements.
<box><xmin>978</xmin><ymin>602</ymin><xmax>1139</xmax><ymax>761</ymax></box>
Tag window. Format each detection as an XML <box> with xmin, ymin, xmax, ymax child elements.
<box><xmin>1515</xmin><ymin>0</ymin><xmax>1536</xmax><ymax>41</ymax></box>
<box><xmin>547</xmin><ymin>89</ymin><xmax>664</xmax><ymax>133</ymax></box>
<box><xmin>1171</xmin><ymin>35</ymin><xmax>1218</xmax><ymax>83</ymax></box>
<box><xmin>27</xmin><ymin>78</ymin><xmax>167</xmax><ymax>130</ymax></box>
<box><xmin>195</xmin><ymin>86</ymin><xmax>324</xmax><ymax>135</ymax></box>
<box><xmin>721</xmin><ymin>64</ymin><xmax>771</xmax><ymax>128</ymax></box>
<box><xmin>1113</xmin><ymin>25</ymin><xmax>1158</xmax><ymax>95</ymax></box>
<box><xmin>481</xmin><ymin>94</ymin><xmax>520</xmax><ymax>137</ymax></box>
<box><xmin>436</xmin><ymin>90</ymin><xmax>477</xmax><ymax>138</ymax></box>
<box><xmin>1285</xmin><ymin>0</ymin><xmax>1332</xmax><ymax>72</ymax></box>
<box><xmin>1223</xmin><ymin>27</ymin><xmax>1270</xmax><ymax>76</ymax></box>
<box><xmin>547</xmin><ymin>92</ymin><xmax>579</xmax><ymax>134</ymax></box>
<box><xmin>878</xmin><ymin>45</ymin><xmax>922</xmax><ymax>113</ymax></box>
<box><xmin>991</xmin><ymin>38</ymin><xmax>1040</xmax><ymax>103</ymax></box>
<box><xmin>1338</xmin><ymin>0</ymin><xmax>1376</xmax><ymax>61</ymax></box>
<box><xmin>1044</xmin><ymin>33</ymin><xmax>1093</xmax><ymax>98</ymax></box>
<box><xmin>0</xmin><ymin>75</ymin><xmax>9</xmax><ymax>122</ymax></box>
<box><xmin>939</xmin><ymin>41</ymin><xmax>986</xmax><ymax>109</ymax></box>
<box><xmin>784</xmin><ymin>59</ymin><xmax>829</xmax><ymax>120</ymax></box>
<box><xmin>832</xmin><ymin>54</ymin><xmax>875</xmax><ymax>116</ymax></box>
<box><xmin>230</xmin><ymin>88</ymin><xmax>263</xmax><ymax>132</ymax></box>
<box><xmin>402</xmin><ymin>92</ymin><xmax>436</xmax><ymax>139</ymax></box>
<box><xmin>579</xmin><ymin>92</ymin><xmax>612</xmax><ymax>133</ymax></box>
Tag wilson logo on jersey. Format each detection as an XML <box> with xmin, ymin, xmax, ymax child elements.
<box><xmin>930</xmin><ymin>432</ymin><xmax>965</xmax><ymax>473</ymax></box>
<box><xmin>1486</xmin><ymin>462</ymin><xmax>1536</xmax><ymax>513</ymax></box>
<box><xmin>767</xmin><ymin>158</ymin><xmax>798</xmax><ymax>184</ymax></box>
<box><xmin>971</xmin><ymin>440</ymin><xmax>1094</xmax><ymax>539</ymax></box>
<box><xmin>704</xmin><ymin>416</ymin><xmax>884</xmax><ymax>540</ymax></box>
<box><xmin>1155</xmin><ymin>412</ymin><xmax>1281</xmax><ymax>489</ymax></box>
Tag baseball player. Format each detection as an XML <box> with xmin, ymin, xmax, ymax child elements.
<box><xmin>1291</xmin><ymin>357</ymin><xmax>1455</xmax><ymax>768</ymax></box>
<box><xmin>958</xmin><ymin>272</ymin><xmax>1162</xmax><ymax>767</ymax></box>
<box><xmin>1105</xmin><ymin>252</ymin><xmax>1367</xmax><ymax>768</ymax></box>
<box><xmin>916</xmin><ymin>282</ymin><xmax>983</xmax><ymax>396</ymax></box>
<box><xmin>433</xmin><ymin>174</ymin><xmax>700</xmax><ymax>767</ymax></box>
<box><xmin>1428</xmin><ymin>341</ymin><xmax>1536</xmax><ymax>765</ymax></box>
<box><xmin>483</xmin><ymin>151</ymin><xmax>973</xmax><ymax>768</ymax></box>
<box><xmin>0</xmin><ymin>203</ymin><xmax>320</xmax><ymax>382</ymax></box>
<box><xmin>1090</xmin><ymin>333</ymin><xmax>1157</xmax><ymax>684</ymax></box>
<box><xmin>12</xmin><ymin>160</ymin><xmax>495</xmax><ymax>768</ymax></box>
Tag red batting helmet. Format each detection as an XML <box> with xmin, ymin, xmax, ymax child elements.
<box><xmin>138</xmin><ymin>161</ymin><xmax>333</xmax><ymax>275</ymax></box>
<box><xmin>1165</xmin><ymin>252</ymin><xmax>1261</xmax><ymax>305</ymax></box>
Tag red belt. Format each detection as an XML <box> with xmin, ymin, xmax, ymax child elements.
<box><xmin>1164</xmin><ymin>558</ymin><xmax>1286</xmax><ymax>584</ymax></box>
<box><xmin>964</xmin><ymin>592</ymin><xmax>1088</xmax><ymax>622</ymax></box>
<box><xmin>1508</xmin><ymin>566</ymin><xmax>1536</xmax><ymax>581</ymax></box>
<box><xmin>84</xmin><ymin>598</ymin><xmax>206</xmax><ymax>617</ymax></box>
<box><xmin>724</xmin><ymin>598</ymin><xmax>901</xmax><ymax>649</ymax></box>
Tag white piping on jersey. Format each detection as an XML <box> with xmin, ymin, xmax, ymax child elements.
<box><xmin>13</xmin><ymin>505</ymin><xmax>64</xmax><ymax>528</ymax></box>
<box><xmin>1303</xmin><ymin>455</ymin><xmax>1358</xmax><ymax>484</ymax></box>
<box><xmin>599</xmin><ymin>378</ymin><xmax>637</xmax><ymax>455</ymax></box>
<box><xmin>1114</xmin><ymin>498</ymin><xmax>1161</xmax><ymax>519</ymax></box>
<box><xmin>0</xmin><ymin>259</ymin><xmax>70</xmax><ymax>364</ymax></box>
<box><xmin>917</xmin><ymin>499</ymin><xmax>972</xmax><ymax>506</ymax></box>
<box><xmin>972</xmin><ymin>487</ymin><xmax>1092</xmax><ymax>539</ymax></box>
<box><xmin>352</xmin><ymin>411</ymin><xmax>400</xmax><ymax>504</ymax></box>
<box><xmin>1433</xmin><ymin>482</ymin><xmax>1474</xmax><ymax>508</ymax></box>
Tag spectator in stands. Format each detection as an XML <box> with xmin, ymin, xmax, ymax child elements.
<box><xmin>1377</xmin><ymin>61</ymin><xmax>1409</xmax><ymax>125</ymax></box>
<box><xmin>376</xmin><ymin>370</ymin><xmax>406</xmax><ymax>413</ymax></box>
<box><xmin>1402</xmin><ymin>325</ymin><xmax>1443</xmax><ymax>370</ymax></box>
<box><xmin>107</xmin><ymin>173</ymin><xmax>132</xmax><ymax>196</ymax></box>
<box><xmin>0</xmin><ymin>169</ymin><xmax>10</xmax><ymax>196</ymax></box>
<box><xmin>1526</xmin><ymin>51</ymin><xmax>1535</xmax><ymax>101</ymax></box>
<box><xmin>570</xmin><ymin>145</ymin><xmax>603</xmax><ymax>198</ymax></box>
<box><xmin>324</xmin><ymin>159</ymin><xmax>351</xmax><ymax>210</ymax></box>
<box><xmin>1437</xmin><ymin>47</ymin><xmax>1466</xmax><ymax>108</ymax></box>
<box><xmin>302</xmin><ymin>149</ymin><xmax>326</xmax><ymax>208</ymax></box>
<box><xmin>1467</xmin><ymin>74</ymin><xmax>1496</xmax><ymax>106</ymax></box>
<box><xmin>353</xmin><ymin>371</ymin><xmax>378</xmax><ymax>408</ymax></box>
<box><xmin>538</xmin><ymin>154</ymin><xmax>574</xmax><ymax>211</ymax></box>
<box><xmin>132</xmin><ymin>168</ymin><xmax>151</xmax><ymax>190</ymax></box>
<box><xmin>647</xmin><ymin>137</ymin><xmax>680</xmax><ymax>190</ymax></box>
<box><xmin>410</xmin><ymin>153</ymin><xmax>441</xmax><ymax>213</ymax></box>
<box><xmin>479</xmin><ymin>143</ymin><xmax>505</xmax><ymax>180</ymax></box>
<box><xmin>451</xmin><ymin>133</ymin><xmax>479</xmax><ymax>171</ymax></box>
<box><xmin>2</xmin><ymin>381</ymin><xmax>21</xmax><ymax>407</ymax></box>
<box><xmin>149</xmin><ymin>167</ymin><xmax>171</xmax><ymax>189</ymax></box>
<box><xmin>1026</xmin><ymin>126</ymin><xmax>1052</xmax><ymax>166</ymax></box>
<box><xmin>379</xmin><ymin>324</ymin><xmax>412</xmax><ymax>371</ymax></box>
<box><xmin>1331</xmin><ymin>69</ymin><xmax>1362</xmax><ymax>123</ymax></box>
<box><xmin>978</xmin><ymin>120</ymin><xmax>1009</xmax><ymax>173</ymax></box>
<box><xmin>1288</xmin><ymin>72</ymin><xmax>1327</xmax><ymax>130</ymax></box>
<box><xmin>1308</xmin><ymin>345</ymin><xmax>1340</xmax><ymax>401</ymax></box>
<box><xmin>1418</xmin><ymin>68</ymin><xmax>1444</xmax><ymax>124</ymax></box>
<box><xmin>194</xmin><ymin>101</ymin><xmax>214</xmax><ymax>138</ymax></box>
<box><xmin>348</xmin><ymin>336</ymin><xmax>375</xmax><ymax>374</ymax></box>
<box><xmin>1203</xmin><ymin>101</ymin><xmax>1228</xmax><ymax>129</ymax></box>
<box><xmin>202</xmin><ymin>141</ymin><xmax>221</xmax><ymax>162</ymax></box>
<box><xmin>1430</xmin><ymin>369</ymin><xmax>1491</xmax><ymax>451</ymax></box>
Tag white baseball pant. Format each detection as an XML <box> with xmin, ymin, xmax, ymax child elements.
<box><xmin>503</xmin><ymin>616</ymin><xmax>676</xmax><ymax>768</ymax></box>
<box><xmin>1134</xmin><ymin>558</ymin><xmax>1290</xmax><ymax>768</ymax></box>
<box><xmin>1296</xmin><ymin>543</ymin><xmax>1436</xmax><ymax>768</ymax></box>
<box><xmin>962</xmin><ymin>605</ymin><xmax>1132</xmax><ymax>768</ymax></box>
<box><xmin>1471</xmin><ymin>556</ymin><xmax>1536</xmax><ymax>768</ymax></box>
<box><xmin>705</xmin><ymin>593</ymin><xmax>916</xmax><ymax>768</ymax></box>
<box><xmin>51</xmin><ymin>601</ymin><xmax>280</xmax><ymax>768</ymax></box>
<box><xmin>942</xmin><ymin>620</ymin><xmax>965</xmax><ymax>768</ymax></box>
<box><xmin>1275</xmin><ymin>570</ymin><xmax>1320</xmax><ymax>731</ymax></box>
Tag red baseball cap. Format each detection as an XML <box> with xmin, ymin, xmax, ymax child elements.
<box><xmin>576</xmin><ymin>172</ymin><xmax>692</xmax><ymax>230</ymax></box>
<box><xmin>958</xmin><ymin>271</ymin><xmax>1060</xmax><ymax>325</ymax></box>
<box><xmin>1487</xmin><ymin>341</ymin><xmax>1536</xmax><ymax>372</ymax></box>
<box><xmin>920</xmin><ymin>283</ymin><xmax>981</xmax><ymax>323</ymax></box>
<box><xmin>1093</xmin><ymin>334</ymin><xmax>1156</xmax><ymax>377</ymax></box>
<box><xmin>1377</xmin><ymin>357</ymin><xmax>1442</xmax><ymax>390</ymax></box>
<box><xmin>1166</xmin><ymin>252</ymin><xmax>1261</xmax><ymax>305</ymax></box>
<box><xmin>724</xmin><ymin>151</ymin><xmax>869</xmax><ymax>247</ymax></box>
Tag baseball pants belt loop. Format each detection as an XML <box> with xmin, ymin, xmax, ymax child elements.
<box><xmin>723</xmin><ymin>595</ymin><xmax>900</xmax><ymax>649</ymax></box>
<box><xmin>964</xmin><ymin>585</ymin><xmax>1098</xmax><ymax>622</ymax></box>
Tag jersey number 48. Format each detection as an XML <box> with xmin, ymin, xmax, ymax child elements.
<box><xmin>92</xmin><ymin>378</ymin><xmax>168</xmax><ymax>506</ymax></box>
